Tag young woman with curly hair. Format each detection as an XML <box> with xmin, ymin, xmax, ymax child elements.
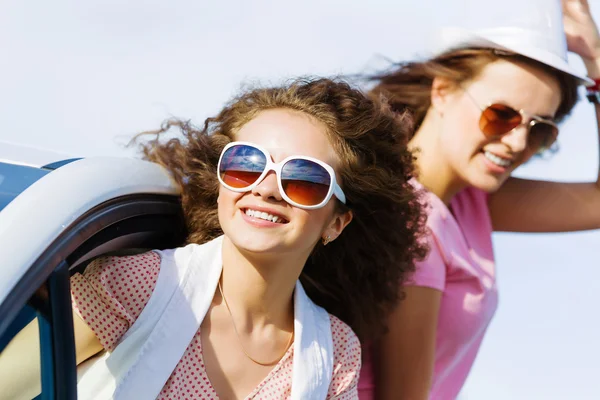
<box><xmin>0</xmin><ymin>77</ymin><xmax>426</xmax><ymax>400</ymax></box>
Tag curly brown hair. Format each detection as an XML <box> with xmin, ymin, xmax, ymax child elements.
<box><xmin>134</xmin><ymin>77</ymin><xmax>428</xmax><ymax>342</ymax></box>
<box><xmin>369</xmin><ymin>48</ymin><xmax>580</xmax><ymax>134</ymax></box>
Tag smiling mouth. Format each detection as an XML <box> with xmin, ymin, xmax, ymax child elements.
<box><xmin>483</xmin><ymin>151</ymin><xmax>513</xmax><ymax>168</ymax></box>
<box><xmin>243</xmin><ymin>208</ymin><xmax>289</xmax><ymax>224</ymax></box>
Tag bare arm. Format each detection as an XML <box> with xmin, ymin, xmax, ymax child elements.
<box><xmin>489</xmin><ymin>176</ymin><xmax>600</xmax><ymax>232</ymax></box>
<box><xmin>0</xmin><ymin>310</ymin><xmax>102</xmax><ymax>400</ymax></box>
<box><xmin>373</xmin><ymin>286</ymin><xmax>442</xmax><ymax>400</ymax></box>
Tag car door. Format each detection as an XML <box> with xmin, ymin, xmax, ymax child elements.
<box><xmin>0</xmin><ymin>158</ymin><xmax>185</xmax><ymax>400</ymax></box>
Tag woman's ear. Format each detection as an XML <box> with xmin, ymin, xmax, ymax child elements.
<box><xmin>322</xmin><ymin>210</ymin><xmax>353</xmax><ymax>245</ymax></box>
<box><xmin>430</xmin><ymin>76</ymin><xmax>457</xmax><ymax>115</ymax></box>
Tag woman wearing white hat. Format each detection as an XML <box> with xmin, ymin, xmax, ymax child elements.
<box><xmin>358</xmin><ymin>0</ymin><xmax>600</xmax><ymax>399</ymax></box>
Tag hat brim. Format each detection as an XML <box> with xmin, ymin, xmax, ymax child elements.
<box><xmin>432</xmin><ymin>27</ymin><xmax>593</xmax><ymax>86</ymax></box>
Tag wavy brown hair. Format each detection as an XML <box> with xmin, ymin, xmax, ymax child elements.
<box><xmin>369</xmin><ymin>48</ymin><xmax>579</xmax><ymax>134</ymax></box>
<box><xmin>134</xmin><ymin>77</ymin><xmax>427</xmax><ymax>341</ymax></box>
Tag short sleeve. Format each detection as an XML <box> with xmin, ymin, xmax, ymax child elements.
<box><xmin>407</xmin><ymin>228</ymin><xmax>447</xmax><ymax>291</ymax></box>
<box><xmin>70</xmin><ymin>252</ymin><xmax>161</xmax><ymax>351</ymax></box>
<box><xmin>327</xmin><ymin>315</ymin><xmax>361</xmax><ymax>399</ymax></box>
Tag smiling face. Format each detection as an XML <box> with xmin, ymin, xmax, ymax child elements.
<box><xmin>432</xmin><ymin>58</ymin><xmax>562</xmax><ymax>192</ymax></box>
<box><xmin>217</xmin><ymin>108</ymin><xmax>352</xmax><ymax>260</ymax></box>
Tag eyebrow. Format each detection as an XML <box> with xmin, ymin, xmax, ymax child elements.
<box><xmin>493</xmin><ymin>101</ymin><xmax>556</xmax><ymax>121</ymax></box>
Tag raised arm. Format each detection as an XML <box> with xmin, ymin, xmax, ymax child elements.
<box><xmin>489</xmin><ymin>177</ymin><xmax>600</xmax><ymax>232</ymax></box>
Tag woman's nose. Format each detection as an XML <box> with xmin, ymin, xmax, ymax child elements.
<box><xmin>251</xmin><ymin>171</ymin><xmax>283</xmax><ymax>202</ymax></box>
<box><xmin>500</xmin><ymin>124</ymin><xmax>529</xmax><ymax>154</ymax></box>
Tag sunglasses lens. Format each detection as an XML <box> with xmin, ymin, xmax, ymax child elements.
<box><xmin>219</xmin><ymin>144</ymin><xmax>267</xmax><ymax>189</ymax></box>
<box><xmin>281</xmin><ymin>159</ymin><xmax>331</xmax><ymax>206</ymax></box>
<box><xmin>529</xmin><ymin>122</ymin><xmax>558</xmax><ymax>152</ymax></box>
<box><xmin>480</xmin><ymin>104</ymin><xmax>522</xmax><ymax>136</ymax></box>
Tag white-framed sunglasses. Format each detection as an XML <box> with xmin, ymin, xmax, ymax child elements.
<box><xmin>217</xmin><ymin>141</ymin><xmax>346</xmax><ymax>210</ymax></box>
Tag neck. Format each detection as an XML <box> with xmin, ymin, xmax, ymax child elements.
<box><xmin>410</xmin><ymin>111</ymin><xmax>467</xmax><ymax>204</ymax></box>
<box><xmin>219</xmin><ymin>236</ymin><xmax>302</xmax><ymax>330</ymax></box>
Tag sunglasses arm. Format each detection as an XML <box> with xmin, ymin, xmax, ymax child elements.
<box><xmin>333</xmin><ymin>184</ymin><xmax>346</xmax><ymax>204</ymax></box>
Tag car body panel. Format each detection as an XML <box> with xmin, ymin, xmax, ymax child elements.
<box><xmin>0</xmin><ymin>156</ymin><xmax>180</xmax><ymax>307</ymax></box>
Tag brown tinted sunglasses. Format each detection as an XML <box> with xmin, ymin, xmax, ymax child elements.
<box><xmin>463</xmin><ymin>90</ymin><xmax>559</xmax><ymax>154</ymax></box>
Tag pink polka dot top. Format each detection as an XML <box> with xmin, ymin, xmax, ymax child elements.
<box><xmin>70</xmin><ymin>252</ymin><xmax>361</xmax><ymax>399</ymax></box>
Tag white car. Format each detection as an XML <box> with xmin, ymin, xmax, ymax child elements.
<box><xmin>0</xmin><ymin>144</ymin><xmax>184</xmax><ymax>399</ymax></box>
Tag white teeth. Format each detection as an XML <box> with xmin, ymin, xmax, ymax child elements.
<box><xmin>245</xmin><ymin>209</ymin><xmax>282</xmax><ymax>223</ymax></box>
<box><xmin>484</xmin><ymin>151</ymin><xmax>512</xmax><ymax>167</ymax></box>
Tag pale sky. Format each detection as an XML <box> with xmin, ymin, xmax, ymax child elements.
<box><xmin>1</xmin><ymin>1</ymin><xmax>599</xmax><ymax>398</ymax></box>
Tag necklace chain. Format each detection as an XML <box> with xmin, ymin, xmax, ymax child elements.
<box><xmin>217</xmin><ymin>278</ymin><xmax>294</xmax><ymax>366</ymax></box>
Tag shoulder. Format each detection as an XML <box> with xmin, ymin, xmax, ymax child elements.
<box><xmin>327</xmin><ymin>314</ymin><xmax>361</xmax><ymax>398</ymax></box>
<box><xmin>70</xmin><ymin>251</ymin><xmax>163</xmax><ymax>351</ymax></box>
<box><xmin>416</xmin><ymin>189</ymin><xmax>450</xmax><ymax>258</ymax></box>
<box><xmin>329</xmin><ymin>314</ymin><xmax>360</xmax><ymax>353</ymax></box>
<box><xmin>410</xmin><ymin>180</ymin><xmax>451</xmax><ymax>238</ymax></box>
<box><xmin>84</xmin><ymin>251</ymin><xmax>162</xmax><ymax>279</ymax></box>
<box><xmin>408</xmin><ymin>187</ymin><xmax>451</xmax><ymax>290</ymax></box>
<box><xmin>78</xmin><ymin>251</ymin><xmax>163</xmax><ymax>301</ymax></box>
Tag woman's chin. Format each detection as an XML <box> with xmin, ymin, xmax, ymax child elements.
<box><xmin>468</xmin><ymin>173</ymin><xmax>508</xmax><ymax>194</ymax></box>
<box><xmin>228</xmin><ymin>233</ymin><xmax>287</xmax><ymax>255</ymax></box>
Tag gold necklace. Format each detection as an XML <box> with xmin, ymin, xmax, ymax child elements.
<box><xmin>217</xmin><ymin>278</ymin><xmax>294</xmax><ymax>366</ymax></box>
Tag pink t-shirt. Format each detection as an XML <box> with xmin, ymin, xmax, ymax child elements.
<box><xmin>358</xmin><ymin>184</ymin><xmax>498</xmax><ymax>400</ymax></box>
<box><xmin>71</xmin><ymin>252</ymin><xmax>361</xmax><ymax>399</ymax></box>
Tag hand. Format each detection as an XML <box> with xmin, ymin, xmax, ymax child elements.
<box><xmin>563</xmin><ymin>0</ymin><xmax>600</xmax><ymax>61</ymax></box>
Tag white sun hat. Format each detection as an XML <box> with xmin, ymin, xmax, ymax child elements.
<box><xmin>430</xmin><ymin>0</ymin><xmax>593</xmax><ymax>86</ymax></box>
